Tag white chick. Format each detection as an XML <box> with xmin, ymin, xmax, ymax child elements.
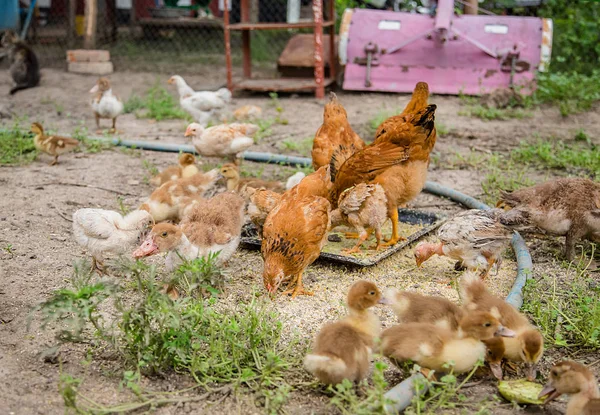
<box><xmin>73</xmin><ymin>208</ymin><xmax>153</xmax><ymax>273</ymax></box>
<box><xmin>184</xmin><ymin>122</ymin><xmax>256</xmax><ymax>163</ymax></box>
<box><xmin>167</xmin><ymin>75</ymin><xmax>232</xmax><ymax>126</ymax></box>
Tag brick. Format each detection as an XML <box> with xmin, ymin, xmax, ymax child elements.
<box><xmin>66</xmin><ymin>49</ymin><xmax>110</xmax><ymax>63</ymax></box>
<box><xmin>68</xmin><ymin>61</ymin><xmax>114</xmax><ymax>75</ymax></box>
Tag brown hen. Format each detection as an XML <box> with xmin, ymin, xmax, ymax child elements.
<box><xmin>261</xmin><ymin>167</ymin><xmax>333</xmax><ymax>298</ymax></box>
<box><xmin>311</xmin><ymin>92</ymin><xmax>365</xmax><ymax>180</ymax></box>
<box><xmin>331</xmin><ymin>105</ymin><xmax>437</xmax><ymax>246</ymax></box>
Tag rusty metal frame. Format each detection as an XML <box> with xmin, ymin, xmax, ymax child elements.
<box><xmin>223</xmin><ymin>0</ymin><xmax>335</xmax><ymax>98</ymax></box>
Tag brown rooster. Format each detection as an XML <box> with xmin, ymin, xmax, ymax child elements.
<box><xmin>311</xmin><ymin>92</ymin><xmax>365</xmax><ymax>181</ymax></box>
<box><xmin>330</xmin><ymin>105</ymin><xmax>437</xmax><ymax>246</ymax></box>
<box><xmin>261</xmin><ymin>166</ymin><xmax>333</xmax><ymax>298</ymax></box>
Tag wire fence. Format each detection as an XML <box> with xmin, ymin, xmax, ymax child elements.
<box><xmin>18</xmin><ymin>0</ymin><xmax>321</xmax><ymax>74</ymax></box>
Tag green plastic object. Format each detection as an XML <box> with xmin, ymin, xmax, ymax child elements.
<box><xmin>498</xmin><ymin>379</ymin><xmax>545</xmax><ymax>405</ymax></box>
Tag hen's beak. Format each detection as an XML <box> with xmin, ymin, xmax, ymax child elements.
<box><xmin>89</xmin><ymin>84</ymin><xmax>99</xmax><ymax>93</ymax></box>
<box><xmin>489</xmin><ymin>362</ymin><xmax>503</xmax><ymax>380</ymax></box>
<box><xmin>167</xmin><ymin>77</ymin><xmax>174</xmax><ymax>84</ymax></box>
<box><xmin>184</xmin><ymin>128</ymin><xmax>193</xmax><ymax>137</ymax></box>
<box><xmin>495</xmin><ymin>326</ymin><xmax>516</xmax><ymax>338</ymax></box>
<box><xmin>133</xmin><ymin>235</ymin><xmax>159</xmax><ymax>258</ymax></box>
<box><xmin>538</xmin><ymin>383</ymin><xmax>560</xmax><ymax>403</ymax></box>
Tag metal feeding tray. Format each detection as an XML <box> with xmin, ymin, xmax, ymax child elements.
<box><xmin>240</xmin><ymin>209</ymin><xmax>445</xmax><ymax>267</ymax></box>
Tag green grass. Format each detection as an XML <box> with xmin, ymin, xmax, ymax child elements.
<box><xmin>368</xmin><ymin>108</ymin><xmax>398</xmax><ymax>134</ymax></box>
<box><xmin>530</xmin><ymin>70</ymin><xmax>600</xmax><ymax>116</ymax></box>
<box><xmin>72</xmin><ymin>125</ymin><xmax>115</xmax><ymax>154</ymax></box>
<box><xmin>124</xmin><ymin>83</ymin><xmax>191</xmax><ymax>121</ymax></box>
<box><xmin>459</xmin><ymin>104</ymin><xmax>532</xmax><ymax>121</ymax></box>
<box><xmin>511</xmin><ymin>139</ymin><xmax>600</xmax><ymax>179</ymax></box>
<box><xmin>280</xmin><ymin>136</ymin><xmax>314</xmax><ymax>156</ymax></box>
<box><xmin>523</xmin><ymin>252</ymin><xmax>600</xmax><ymax>349</ymax></box>
<box><xmin>32</xmin><ymin>258</ymin><xmax>299</xmax><ymax>413</ymax></box>
<box><xmin>0</xmin><ymin>122</ymin><xmax>37</xmax><ymax>165</ymax></box>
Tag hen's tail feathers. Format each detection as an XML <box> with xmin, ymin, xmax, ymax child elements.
<box><xmin>459</xmin><ymin>271</ymin><xmax>486</xmax><ymax>304</ymax></box>
<box><xmin>304</xmin><ymin>354</ymin><xmax>347</xmax><ymax>382</ymax></box>
<box><xmin>401</xmin><ymin>82</ymin><xmax>430</xmax><ymax>115</ymax></box>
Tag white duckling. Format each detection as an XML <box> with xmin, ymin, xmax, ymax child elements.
<box><xmin>73</xmin><ymin>208</ymin><xmax>154</xmax><ymax>273</ymax></box>
<box><xmin>167</xmin><ymin>75</ymin><xmax>231</xmax><ymax>126</ymax></box>
<box><xmin>90</xmin><ymin>77</ymin><xmax>124</xmax><ymax>132</ymax></box>
<box><xmin>184</xmin><ymin>122</ymin><xmax>256</xmax><ymax>164</ymax></box>
<box><xmin>133</xmin><ymin>192</ymin><xmax>245</xmax><ymax>269</ymax></box>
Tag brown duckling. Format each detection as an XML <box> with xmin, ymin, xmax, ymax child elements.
<box><xmin>382</xmin><ymin>288</ymin><xmax>464</xmax><ymax>331</ymax></box>
<box><xmin>482</xmin><ymin>337</ymin><xmax>506</xmax><ymax>380</ymax></box>
<box><xmin>220</xmin><ymin>163</ymin><xmax>284</xmax><ymax>193</ymax></box>
<box><xmin>539</xmin><ymin>361</ymin><xmax>600</xmax><ymax>415</ymax></box>
<box><xmin>381</xmin><ymin>311</ymin><xmax>515</xmax><ymax>374</ymax></box>
<box><xmin>460</xmin><ymin>271</ymin><xmax>544</xmax><ymax>380</ymax></box>
<box><xmin>414</xmin><ymin>209</ymin><xmax>513</xmax><ymax>279</ymax></box>
<box><xmin>498</xmin><ymin>178</ymin><xmax>600</xmax><ymax>261</ymax></box>
<box><xmin>30</xmin><ymin>122</ymin><xmax>79</xmax><ymax>165</ymax></box>
<box><xmin>304</xmin><ymin>280</ymin><xmax>384</xmax><ymax>385</ymax></box>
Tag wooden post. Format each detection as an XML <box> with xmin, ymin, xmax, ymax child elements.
<box><xmin>464</xmin><ymin>0</ymin><xmax>478</xmax><ymax>15</ymax></box>
<box><xmin>130</xmin><ymin>0</ymin><xmax>136</xmax><ymax>26</ymax></box>
<box><xmin>249</xmin><ymin>0</ymin><xmax>258</xmax><ymax>23</ymax></box>
<box><xmin>327</xmin><ymin>0</ymin><xmax>335</xmax><ymax>81</ymax></box>
<box><xmin>224</xmin><ymin>0</ymin><xmax>233</xmax><ymax>91</ymax></box>
<box><xmin>241</xmin><ymin>0</ymin><xmax>251</xmax><ymax>78</ymax></box>
<box><xmin>67</xmin><ymin>0</ymin><xmax>76</xmax><ymax>46</ymax></box>
<box><xmin>313</xmin><ymin>0</ymin><xmax>324</xmax><ymax>98</ymax></box>
<box><xmin>84</xmin><ymin>0</ymin><xmax>98</xmax><ymax>49</ymax></box>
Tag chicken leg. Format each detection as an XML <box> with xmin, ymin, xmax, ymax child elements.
<box><xmin>282</xmin><ymin>272</ymin><xmax>313</xmax><ymax>298</ymax></box>
<box><xmin>50</xmin><ymin>155</ymin><xmax>59</xmax><ymax>166</ymax></box>
<box><xmin>370</xmin><ymin>228</ymin><xmax>384</xmax><ymax>251</ymax></box>
<box><xmin>91</xmin><ymin>256</ymin><xmax>105</xmax><ymax>275</ymax></box>
<box><xmin>342</xmin><ymin>229</ymin><xmax>369</xmax><ymax>255</ymax></box>
<box><xmin>383</xmin><ymin>209</ymin><xmax>406</xmax><ymax>246</ymax></box>
<box><xmin>345</xmin><ymin>228</ymin><xmax>373</xmax><ymax>240</ymax></box>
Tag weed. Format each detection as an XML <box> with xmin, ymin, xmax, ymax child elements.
<box><xmin>459</xmin><ymin>104</ymin><xmax>531</xmax><ymax>121</ymax></box>
<box><xmin>58</xmin><ymin>371</ymin><xmax>83</xmax><ymax>413</ymax></box>
<box><xmin>125</xmin><ymin>83</ymin><xmax>191</xmax><ymax>121</ymax></box>
<box><xmin>368</xmin><ymin>108</ymin><xmax>398</xmax><ymax>134</ymax></box>
<box><xmin>116</xmin><ymin>196</ymin><xmax>131</xmax><ymax>216</ymax></box>
<box><xmin>407</xmin><ymin>361</ymin><xmax>494</xmax><ymax>414</ymax></box>
<box><xmin>511</xmin><ymin>139</ymin><xmax>600</xmax><ymax>179</ymax></box>
<box><xmin>531</xmin><ymin>71</ymin><xmax>600</xmax><ymax>116</ymax></box>
<box><xmin>72</xmin><ymin>125</ymin><xmax>114</xmax><ymax>154</ymax></box>
<box><xmin>280</xmin><ymin>136</ymin><xmax>314</xmax><ymax>156</ymax></box>
<box><xmin>481</xmin><ymin>154</ymin><xmax>535</xmax><ymax>206</ymax></box>
<box><xmin>142</xmin><ymin>159</ymin><xmax>159</xmax><ymax>176</ymax></box>
<box><xmin>3</xmin><ymin>243</ymin><xmax>15</xmax><ymax>257</ymax></box>
<box><xmin>30</xmin><ymin>263</ymin><xmax>119</xmax><ymax>343</ymax></box>
<box><xmin>254</xmin><ymin>119</ymin><xmax>275</xmax><ymax>142</ymax></box>
<box><xmin>523</xmin><ymin>252</ymin><xmax>600</xmax><ymax>349</ymax></box>
<box><xmin>329</xmin><ymin>360</ymin><xmax>391</xmax><ymax>414</ymax></box>
<box><xmin>168</xmin><ymin>253</ymin><xmax>227</xmax><ymax>297</ymax></box>
<box><xmin>436</xmin><ymin>123</ymin><xmax>450</xmax><ymax>136</ymax></box>
<box><xmin>574</xmin><ymin>129</ymin><xmax>590</xmax><ymax>144</ymax></box>
<box><xmin>0</xmin><ymin>122</ymin><xmax>37</xmax><ymax>165</ymax></box>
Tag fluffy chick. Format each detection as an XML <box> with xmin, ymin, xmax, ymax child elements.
<box><xmin>498</xmin><ymin>178</ymin><xmax>600</xmax><ymax>261</ymax></box>
<box><xmin>460</xmin><ymin>271</ymin><xmax>544</xmax><ymax>380</ymax></box>
<box><xmin>30</xmin><ymin>122</ymin><xmax>79</xmax><ymax>165</ymax></box>
<box><xmin>539</xmin><ymin>360</ymin><xmax>600</xmax><ymax>415</ymax></box>
<box><xmin>220</xmin><ymin>163</ymin><xmax>284</xmax><ymax>193</ymax></box>
<box><xmin>73</xmin><ymin>208</ymin><xmax>153</xmax><ymax>273</ymax></box>
<box><xmin>140</xmin><ymin>169</ymin><xmax>220</xmax><ymax>223</ymax></box>
<box><xmin>304</xmin><ymin>280</ymin><xmax>384</xmax><ymax>385</ymax></box>
<box><xmin>150</xmin><ymin>153</ymin><xmax>200</xmax><ymax>187</ymax></box>
<box><xmin>90</xmin><ymin>77</ymin><xmax>123</xmax><ymax>132</ymax></box>
<box><xmin>330</xmin><ymin>183</ymin><xmax>387</xmax><ymax>254</ymax></box>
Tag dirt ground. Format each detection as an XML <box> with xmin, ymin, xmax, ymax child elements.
<box><xmin>0</xmin><ymin>69</ymin><xmax>599</xmax><ymax>415</ymax></box>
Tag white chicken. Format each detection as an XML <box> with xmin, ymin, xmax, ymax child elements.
<box><xmin>184</xmin><ymin>122</ymin><xmax>256</xmax><ymax>163</ymax></box>
<box><xmin>167</xmin><ymin>75</ymin><xmax>232</xmax><ymax>126</ymax></box>
<box><xmin>73</xmin><ymin>208</ymin><xmax>154</xmax><ymax>273</ymax></box>
<box><xmin>90</xmin><ymin>78</ymin><xmax>124</xmax><ymax>132</ymax></box>
<box><xmin>285</xmin><ymin>172</ymin><xmax>306</xmax><ymax>190</ymax></box>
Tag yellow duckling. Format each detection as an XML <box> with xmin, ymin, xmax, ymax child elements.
<box><xmin>30</xmin><ymin>122</ymin><xmax>79</xmax><ymax>165</ymax></box>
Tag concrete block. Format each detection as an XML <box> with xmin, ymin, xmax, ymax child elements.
<box><xmin>68</xmin><ymin>61</ymin><xmax>114</xmax><ymax>75</ymax></box>
<box><xmin>66</xmin><ymin>49</ymin><xmax>110</xmax><ymax>63</ymax></box>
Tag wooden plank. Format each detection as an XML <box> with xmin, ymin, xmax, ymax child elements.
<box><xmin>67</xmin><ymin>49</ymin><xmax>110</xmax><ymax>62</ymax></box>
<box><xmin>84</xmin><ymin>0</ymin><xmax>98</xmax><ymax>49</ymax></box>
<box><xmin>67</xmin><ymin>0</ymin><xmax>76</xmax><ymax>46</ymax></box>
<box><xmin>228</xmin><ymin>21</ymin><xmax>334</xmax><ymax>30</ymax></box>
<box><xmin>233</xmin><ymin>77</ymin><xmax>334</xmax><ymax>92</ymax></box>
<box><xmin>138</xmin><ymin>17</ymin><xmax>224</xmax><ymax>28</ymax></box>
